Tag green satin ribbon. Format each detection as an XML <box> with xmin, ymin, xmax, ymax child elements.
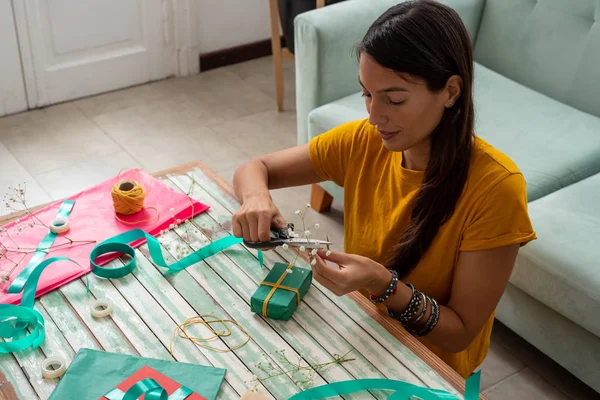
<box><xmin>0</xmin><ymin>201</ymin><xmax>79</xmax><ymax>354</ymax></box>
<box><xmin>8</xmin><ymin>200</ymin><xmax>75</xmax><ymax>293</ymax></box>
<box><xmin>90</xmin><ymin>229</ymin><xmax>261</xmax><ymax>279</ymax></box>
<box><xmin>103</xmin><ymin>378</ymin><xmax>193</xmax><ymax>400</ymax></box>
<box><xmin>289</xmin><ymin>371</ymin><xmax>481</xmax><ymax>400</ymax></box>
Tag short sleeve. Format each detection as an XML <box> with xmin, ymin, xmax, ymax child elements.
<box><xmin>308</xmin><ymin>121</ymin><xmax>358</xmax><ymax>188</ymax></box>
<box><xmin>460</xmin><ymin>173</ymin><xmax>537</xmax><ymax>251</ymax></box>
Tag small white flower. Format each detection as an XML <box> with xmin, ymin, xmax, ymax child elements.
<box><xmin>326</xmin><ymin>250</ymin><xmax>332</xmax><ymax>256</ymax></box>
<box><xmin>299</xmin><ymin>246</ymin><xmax>306</xmax><ymax>252</ymax></box>
<box><xmin>306</xmin><ymin>204</ymin><xmax>311</xmax><ymax>209</ymax></box>
<box><xmin>314</xmin><ymin>224</ymin><xmax>320</xmax><ymax>229</ymax></box>
<box><xmin>15</xmin><ymin>218</ymin><xmax>20</xmax><ymax>223</ymax></box>
<box><xmin>176</xmin><ymin>219</ymin><xmax>181</xmax><ymax>224</ymax></box>
<box><xmin>295</xmin><ymin>210</ymin><xmax>301</xmax><ymax>216</ymax></box>
<box><xmin>311</xmin><ymin>249</ymin><xmax>317</xmax><ymax>256</ymax></box>
<box><xmin>304</xmin><ymin>230</ymin><xmax>311</xmax><ymax>237</ymax></box>
<box><xmin>287</xmin><ymin>269</ymin><xmax>293</xmax><ymax>274</ymax></box>
<box><xmin>282</xmin><ymin>243</ymin><xmax>289</xmax><ymax>250</ymax></box>
<box><xmin>169</xmin><ymin>224</ymin><xmax>175</xmax><ymax>229</ymax></box>
<box><xmin>310</xmin><ymin>259</ymin><xmax>317</xmax><ymax>266</ymax></box>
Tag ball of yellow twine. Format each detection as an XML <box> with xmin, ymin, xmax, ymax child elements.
<box><xmin>111</xmin><ymin>180</ymin><xmax>159</xmax><ymax>224</ymax></box>
<box><xmin>111</xmin><ymin>180</ymin><xmax>146</xmax><ymax>215</ymax></box>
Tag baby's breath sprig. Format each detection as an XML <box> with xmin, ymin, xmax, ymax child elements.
<box><xmin>0</xmin><ymin>184</ymin><xmax>96</xmax><ymax>287</ymax></box>
<box><xmin>282</xmin><ymin>204</ymin><xmax>331</xmax><ymax>268</ymax></box>
<box><xmin>247</xmin><ymin>349</ymin><xmax>355</xmax><ymax>391</ymax></box>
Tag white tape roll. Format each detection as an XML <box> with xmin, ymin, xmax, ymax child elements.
<box><xmin>49</xmin><ymin>217</ymin><xmax>69</xmax><ymax>234</ymax></box>
<box><xmin>90</xmin><ymin>298</ymin><xmax>113</xmax><ymax>318</ymax></box>
<box><xmin>41</xmin><ymin>356</ymin><xmax>67</xmax><ymax>379</ymax></box>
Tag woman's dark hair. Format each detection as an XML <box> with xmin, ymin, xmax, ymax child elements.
<box><xmin>357</xmin><ymin>0</ymin><xmax>475</xmax><ymax>278</ymax></box>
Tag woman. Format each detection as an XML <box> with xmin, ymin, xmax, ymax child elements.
<box><xmin>232</xmin><ymin>0</ymin><xmax>536</xmax><ymax>379</ymax></box>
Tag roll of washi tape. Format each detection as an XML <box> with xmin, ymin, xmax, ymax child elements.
<box><xmin>49</xmin><ymin>217</ymin><xmax>69</xmax><ymax>234</ymax></box>
<box><xmin>41</xmin><ymin>356</ymin><xmax>67</xmax><ymax>379</ymax></box>
<box><xmin>90</xmin><ymin>298</ymin><xmax>113</xmax><ymax>318</ymax></box>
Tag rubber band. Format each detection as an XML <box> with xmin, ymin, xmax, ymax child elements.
<box><xmin>169</xmin><ymin>314</ymin><xmax>251</xmax><ymax>354</ymax></box>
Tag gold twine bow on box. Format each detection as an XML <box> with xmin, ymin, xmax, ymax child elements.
<box><xmin>260</xmin><ymin>265</ymin><xmax>300</xmax><ymax>318</ymax></box>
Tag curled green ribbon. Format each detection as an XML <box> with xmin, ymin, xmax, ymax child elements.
<box><xmin>0</xmin><ymin>200</ymin><xmax>79</xmax><ymax>354</ymax></box>
<box><xmin>289</xmin><ymin>371</ymin><xmax>481</xmax><ymax>400</ymax></box>
<box><xmin>103</xmin><ymin>377</ymin><xmax>193</xmax><ymax>400</ymax></box>
<box><xmin>90</xmin><ymin>229</ymin><xmax>261</xmax><ymax>279</ymax></box>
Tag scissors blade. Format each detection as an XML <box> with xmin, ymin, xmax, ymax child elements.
<box><xmin>280</xmin><ymin>238</ymin><xmax>332</xmax><ymax>249</ymax></box>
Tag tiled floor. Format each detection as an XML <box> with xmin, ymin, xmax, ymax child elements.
<box><xmin>0</xmin><ymin>56</ymin><xmax>597</xmax><ymax>399</ymax></box>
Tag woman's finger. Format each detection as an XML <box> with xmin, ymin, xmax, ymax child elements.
<box><xmin>312</xmin><ymin>254</ymin><xmax>343</xmax><ymax>282</ymax></box>
<box><xmin>232</xmin><ymin>214</ymin><xmax>243</xmax><ymax>238</ymax></box>
<box><xmin>257</xmin><ymin>211</ymin><xmax>272</xmax><ymax>242</ymax></box>
<box><xmin>247</xmin><ymin>212</ymin><xmax>260</xmax><ymax>242</ymax></box>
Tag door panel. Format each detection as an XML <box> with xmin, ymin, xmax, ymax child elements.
<box><xmin>15</xmin><ymin>0</ymin><xmax>173</xmax><ymax>107</ymax></box>
<box><xmin>0</xmin><ymin>1</ymin><xmax>28</xmax><ymax>117</ymax></box>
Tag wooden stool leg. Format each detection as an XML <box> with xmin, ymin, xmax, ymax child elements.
<box><xmin>311</xmin><ymin>184</ymin><xmax>333</xmax><ymax>212</ymax></box>
<box><xmin>269</xmin><ymin>0</ymin><xmax>285</xmax><ymax>112</ymax></box>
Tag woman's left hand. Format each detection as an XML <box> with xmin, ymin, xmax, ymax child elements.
<box><xmin>310</xmin><ymin>249</ymin><xmax>393</xmax><ymax>296</ymax></box>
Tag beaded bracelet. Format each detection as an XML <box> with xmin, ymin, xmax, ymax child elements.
<box><xmin>386</xmin><ymin>283</ymin><xmax>423</xmax><ymax>324</ymax></box>
<box><xmin>414</xmin><ymin>297</ymin><xmax>440</xmax><ymax>337</ymax></box>
<box><xmin>370</xmin><ymin>269</ymin><xmax>399</xmax><ymax>303</ymax></box>
<box><xmin>412</xmin><ymin>293</ymin><xmax>428</xmax><ymax>325</ymax></box>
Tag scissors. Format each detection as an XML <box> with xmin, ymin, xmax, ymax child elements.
<box><xmin>243</xmin><ymin>223</ymin><xmax>332</xmax><ymax>249</ymax></box>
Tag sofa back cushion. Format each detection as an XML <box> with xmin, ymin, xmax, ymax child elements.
<box><xmin>474</xmin><ymin>0</ymin><xmax>600</xmax><ymax>118</ymax></box>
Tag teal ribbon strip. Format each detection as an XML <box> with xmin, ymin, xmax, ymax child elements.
<box><xmin>103</xmin><ymin>378</ymin><xmax>193</xmax><ymax>400</ymax></box>
<box><xmin>8</xmin><ymin>200</ymin><xmax>75</xmax><ymax>293</ymax></box>
<box><xmin>0</xmin><ymin>201</ymin><xmax>79</xmax><ymax>354</ymax></box>
<box><xmin>288</xmin><ymin>371</ymin><xmax>481</xmax><ymax>400</ymax></box>
<box><xmin>0</xmin><ymin>256</ymin><xmax>79</xmax><ymax>354</ymax></box>
<box><xmin>90</xmin><ymin>229</ymin><xmax>262</xmax><ymax>279</ymax></box>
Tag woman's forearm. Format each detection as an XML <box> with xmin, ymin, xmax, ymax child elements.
<box><xmin>233</xmin><ymin>160</ymin><xmax>271</xmax><ymax>202</ymax></box>
<box><xmin>369</xmin><ymin>272</ymin><xmax>472</xmax><ymax>353</ymax></box>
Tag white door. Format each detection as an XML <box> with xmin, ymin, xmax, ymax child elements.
<box><xmin>0</xmin><ymin>1</ymin><xmax>28</xmax><ymax>117</ymax></box>
<box><xmin>12</xmin><ymin>0</ymin><xmax>174</xmax><ymax>108</ymax></box>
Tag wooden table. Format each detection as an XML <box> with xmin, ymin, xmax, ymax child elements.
<box><xmin>0</xmin><ymin>162</ymin><xmax>484</xmax><ymax>400</ymax></box>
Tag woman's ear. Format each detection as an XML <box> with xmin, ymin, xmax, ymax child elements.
<box><xmin>444</xmin><ymin>75</ymin><xmax>462</xmax><ymax>108</ymax></box>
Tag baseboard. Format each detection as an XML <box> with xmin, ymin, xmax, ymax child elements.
<box><xmin>199</xmin><ymin>37</ymin><xmax>287</xmax><ymax>72</ymax></box>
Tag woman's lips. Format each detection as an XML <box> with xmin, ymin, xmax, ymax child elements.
<box><xmin>378</xmin><ymin>130</ymin><xmax>399</xmax><ymax>140</ymax></box>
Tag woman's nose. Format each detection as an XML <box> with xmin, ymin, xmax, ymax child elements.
<box><xmin>368</xmin><ymin>100</ymin><xmax>387</xmax><ymax>126</ymax></box>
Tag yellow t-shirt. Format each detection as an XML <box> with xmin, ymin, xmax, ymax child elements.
<box><xmin>308</xmin><ymin>118</ymin><xmax>537</xmax><ymax>378</ymax></box>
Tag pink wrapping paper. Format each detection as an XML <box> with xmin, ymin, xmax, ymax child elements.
<box><xmin>0</xmin><ymin>169</ymin><xmax>209</xmax><ymax>305</ymax></box>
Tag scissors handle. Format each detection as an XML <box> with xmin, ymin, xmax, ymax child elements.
<box><xmin>242</xmin><ymin>223</ymin><xmax>294</xmax><ymax>249</ymax></box>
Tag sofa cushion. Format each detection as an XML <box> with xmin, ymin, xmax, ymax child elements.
<box><xmin>509</xmin><ymin>172</ymin><xmax>600</xmax><ymax>338</ymax></box>
<box><xmin>474</xmin><ymin>0</ymin><xmax>600</xmax><ymax>118</ymax></box>
<box><xmin>473</xmin><ymin>63</ymin><xmax>600</xmax><ymax>201</ymax></box>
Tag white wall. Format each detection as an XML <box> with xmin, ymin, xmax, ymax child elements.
<box><xmin>192</xmin><ymin>0</ymin><xmax>272</xmax><ymax>54</ymax></box>
<box><xmin>0</xmin><ymin>1</ymin><xmax>28</xmax><ymax>116</ymax></box>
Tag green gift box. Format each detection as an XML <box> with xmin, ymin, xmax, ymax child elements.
<box><xmin>251</xmin><ymin>262</ymin><xmax>312</xmax><ymax>320</ymax></box>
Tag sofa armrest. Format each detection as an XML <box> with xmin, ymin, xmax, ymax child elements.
<box><xmin>293</xmin><ymin>0</ymin><xmax>486</xmax><ymax>145</ymax></box>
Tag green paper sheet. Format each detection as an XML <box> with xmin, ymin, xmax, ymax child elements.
<box><xmin>251</xmin><ymin>262</ymin><xmax>312</xmax><ymax>320</ymax></box>
<box><xmin>48</xmin><ymin>348</ymin><xmax>226</xmax><ymax>400</ymax></box>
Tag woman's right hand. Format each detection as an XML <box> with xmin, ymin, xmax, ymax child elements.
<box><xmin>232</xmin><ymin>192</ymin><xmax>287</xmax><ymax>243</ymax></box>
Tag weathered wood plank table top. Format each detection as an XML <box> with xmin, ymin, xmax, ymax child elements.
<box><xmin>0</xmin><ymin>162</ymin><xmax>485</xmax><ymax>400</ymax></box>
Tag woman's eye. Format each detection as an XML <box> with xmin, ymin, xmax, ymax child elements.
<box><xmin>361</xmin><ymin>93</ymin><xmax>371</xmax><ymax>98</ymax></box>
<box><xmin>388</xmin><ymin>99</ymin><xmax>405</xmax><ymax>106</ymax></box>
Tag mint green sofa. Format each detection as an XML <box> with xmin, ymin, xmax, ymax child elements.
<box><xmin>294</xmin><ymin>0</ymin><xmax>600</xmax><ymax>392</ymax></box>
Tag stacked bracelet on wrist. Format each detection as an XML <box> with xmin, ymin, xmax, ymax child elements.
<box><xmin>387</xmin><ymin>283</ymin><xmax>440</xmax><ymax>337</ymax></box>
<box><xmin>369</xmin><ymin>269</ymin><xmax>399</xmax><ymax>303</ymax></box>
